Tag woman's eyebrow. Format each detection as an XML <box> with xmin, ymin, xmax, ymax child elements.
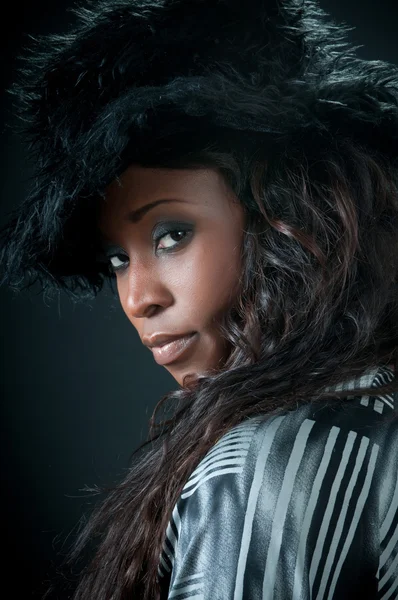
<box><xmin>97</xmin><ymin>198</ymin><xmax>192</xmax><ymax>251</ymax></box>
<box><xmin>125</xmin><ymin>198</ymin><xmax>190</xmax><ymax>223</ymax></box>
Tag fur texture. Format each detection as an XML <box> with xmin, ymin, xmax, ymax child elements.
<box><xmin>1</xmin><ymin>0</ymin><xmax>398</xmax><ymax>299</ymax></box>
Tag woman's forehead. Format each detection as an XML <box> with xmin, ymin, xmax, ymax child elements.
<box><xmin>101</xmin><ymin>164</ymin><xmax>236</xmax><ymax>215</ymax></box>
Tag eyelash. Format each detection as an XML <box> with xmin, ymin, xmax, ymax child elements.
<box><xmin>107</xmin><ymin>226</ymin><xmax>192</xmax><ymax>273</ymax></box>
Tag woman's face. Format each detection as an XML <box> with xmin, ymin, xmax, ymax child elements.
<box><xmin>98</xmin><ymin>164</ymin><xmax>245</xmax><ymax>387</ymax></box>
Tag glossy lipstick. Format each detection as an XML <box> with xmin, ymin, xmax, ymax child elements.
<box><xmin>151</xmin><ymin>333</ymin><xmax>197</xmax><ymax>365</ymax></box>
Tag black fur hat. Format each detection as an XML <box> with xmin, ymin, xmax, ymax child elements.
<box><xmin>1</xmin><ymin>0</ymin><xmax>398</xmax><ymax>299</ymax></box>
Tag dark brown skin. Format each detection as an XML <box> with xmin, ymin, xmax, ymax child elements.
<box><xmin>98</xmin><ymin>165</ymin><xmax>246</xmax><ymax>387</ymax></box>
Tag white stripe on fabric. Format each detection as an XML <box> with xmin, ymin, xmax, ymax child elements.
<box><xmin>309</xmin><ymin>431</ymin><xmax>357</xmax><ymax>590</ymax></box>
<box><xmin>172</xmin><ymin>504</ymin><xmax>182</xmax><ymax>537</ymax></box>
<box><xmin>323</xmin><ymin>366</ymin><xmax>379</xmax><ymax>393</ymax></box>
<box><xmin>324</xmin><ymin>365</ymin><xmax>395</xmax><ymax>408</ymax></box>
<box><xmin>373</xmin><ymin>399</ymin><xmax>384</xmax><ymax>414</ymax></box>
<box><xmin>204</xmin><ymin>435</ymin><xmax>252</xmax><ymax>456</ymax></box>
<box><xmin>372</xmin><ymin>370</ymin><xmax>395</xmax><ymax>409</ymax></box>
<box><xmin>372</xmin><ymin>370</ymin><xmax>394</xmax><ymax>387</ymax></box>
<box><xmin>161</xmin><ymin>504</ymin><xmax>182</xmax><ymax>572</ymax></box>
<box><xmin>380</xmin><ymin>574</ymin><xmax>398</xmax><ymax>600</ymax></box>
<box><xmin>206</xmin><ymin>429</ymin><xmax>256</xmax><ymax>447</ymax></box>
<box><xmin>159</xmin><ymin>554</ymin><xmax>171</xmax><ymax>573</ymax></box>
<box><xmin>292</xmin><ymin>426</ymin><xmax>341</xmax><ymax>599</ymax></box>
<box><xmin>262</xmin><ymin>419</ymin><xmax>316</xmax><ymax>600</ymax></box>
<box><xmin>168</xmin><ymin>583</ymin><xmax>204</xmax><ymax>598</ymax></box>
<box><xmin>183</xmin><ymin>457</ymin><xmax>246</xmax><ymax>490</ymax></box>
<box><xmin>381</xmin><ymin>467</ymin><xmax>398</xmax><ymax>542</ymax></box>
<box><xmin>209</xmin><ymin>424</ymin><xmax>259</xmax><ymax>449</ymax></box>
<box><xmin>379</xmin><ymin>550</ymin><xmax>398</xmax><ymax>591</ymax></box>
<box><xmin>185</xmin><ymin>436</ymin><xmax>252</xmax><ymax>478</ymax></box>
<box><xmin>326</xmin><ymin>443</ymin><xmax>379</xmax><ymax>600</ymax></box>
<box><xmin>181</xmin><ymin>467</ymin><xmax>244</xmax><ymax>499</ymax></box>
<box><xmin>380</xmin><ymin>523</ymin><xmax>398</xmax><ymax>571</ymax></box>
<box><xmin>198</xmin><ymin>441</ymin><xmax>251</xmax><ymax>466</ymax></box>
<box><xmin>190</xmin><ymin>448</ymin><xmax>249</xmax><ymax>477</ymax></box>
<box><xmin>165</xmin><ymin>520</ymin><xmax>178</xmax><ymax>551</ymax></box>
<box><xmin>233</xmin><ymin>416</ymin><xmax>286</xmax><ymax>600</ymax></box>
<box><xmin>316</xmin><ymin>435</ymin><xmax>370</xmax><ymax>600</ymax></box>
<box><xmin>212</xmin><ymin>431</ymin><xmax>255</xmax><ymax>447</ymax></box>
<box><xmin>378</xmin><ymin>395</ymin><xmax>394</xmax><ymax>409</ymax></box>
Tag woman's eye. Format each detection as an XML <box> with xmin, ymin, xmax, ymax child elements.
<box><xmin>109</xmin><ymin>254</ymin><xmax>128</xmax><ymax>272</ymax></box>
<box><xmin>156</xmin><ymin>229</ymin><xmax>189</xmax><ymax>250</ymax></box>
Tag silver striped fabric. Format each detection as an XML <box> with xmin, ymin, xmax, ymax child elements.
<box><xmin>158</xmin><ymin>365</ymin><xmax>397</xmax><ymax>599</ymax></box>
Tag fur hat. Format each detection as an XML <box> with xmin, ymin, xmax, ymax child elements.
<box><xmin>1</xmin><ymin>0</ymin><xmax>398</xmax><ymax>299</ymax></box>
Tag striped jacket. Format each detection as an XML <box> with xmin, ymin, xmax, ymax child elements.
<box><xmin>158</xmin><ymin>365</ymin><xmax>397</xmax><ymax>600</ymax></box>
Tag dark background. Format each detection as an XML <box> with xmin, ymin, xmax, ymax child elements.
<box><xmin>0</xmin><ymin>1</ymin><xmax>397</xmax><ymax>597</ymax></box>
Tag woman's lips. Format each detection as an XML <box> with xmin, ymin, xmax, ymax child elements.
<box><xmin>151</xmin><ymin>333</ymin><xmax>197</xmax><ymax>365</ymax></box>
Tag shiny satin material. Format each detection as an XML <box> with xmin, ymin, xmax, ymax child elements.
<box><xmin>158</xmin><ymin>365</ymin><xmax>397</xmax><ymax>599</ymax></box>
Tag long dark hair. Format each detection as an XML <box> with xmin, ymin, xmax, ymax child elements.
<box><xmin>3</xmin><ymin>130</ymin><xmax>397</xmax><ymax>599</ymax></box>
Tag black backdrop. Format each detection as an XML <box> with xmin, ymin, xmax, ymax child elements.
<box><xmin>1</xmin><ymin>1</ymin><xmax>397</xmax><ymax>597</ymax></box>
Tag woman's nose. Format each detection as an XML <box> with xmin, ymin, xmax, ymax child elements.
<box><xmin>123</xmin><ymin>264</ymin><xmax>172</xmax><ymax>319</ymax></box>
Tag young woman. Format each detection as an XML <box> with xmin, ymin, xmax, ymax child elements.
<box><xmin>1</xmin><ymin>1</ymin><xmax>397</xmax><ymax>599</ymax></box>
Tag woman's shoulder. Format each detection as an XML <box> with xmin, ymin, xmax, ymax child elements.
<box><xmin>158</xmin><ymin>366</ymin><xmax>397</xmax><ymax>598</ymax></box>
<box><xmin>181</xmin><ymin>364</ymin><xmax>396</xmax><ymax>501</ymax></box>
